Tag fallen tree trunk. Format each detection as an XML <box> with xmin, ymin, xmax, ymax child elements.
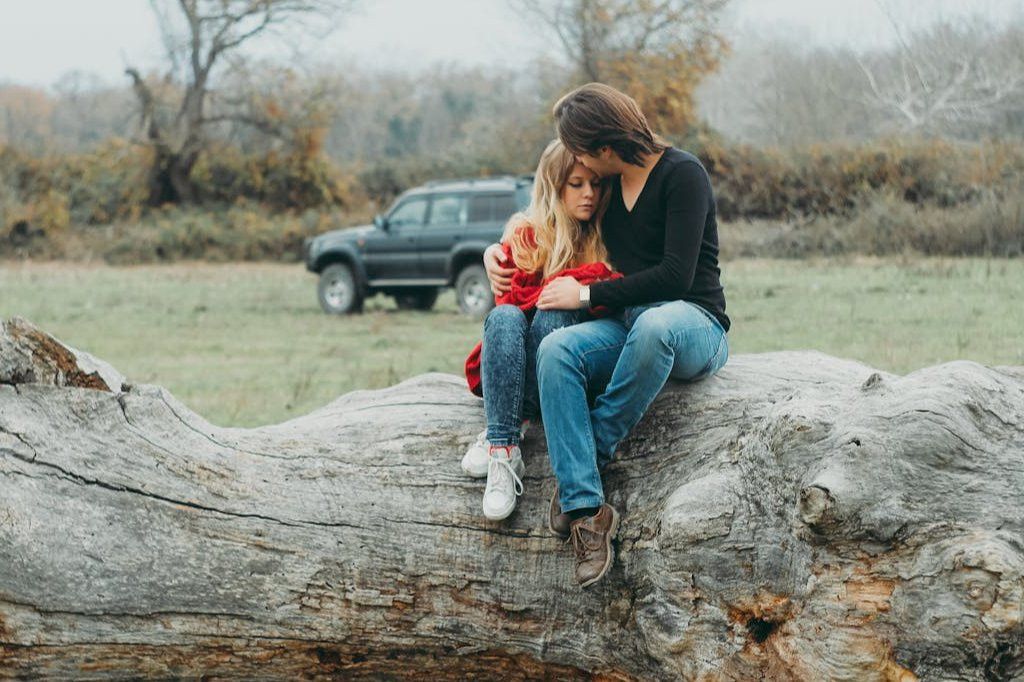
<box><xmin>1</xmin><ymin>316</ymin><xmax>1023</xmax><ymax>680</ymax></box>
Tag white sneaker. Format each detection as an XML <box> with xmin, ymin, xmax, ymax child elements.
<box><xmin>461</xmin><ymin>422</ymin><xmax>530</xmax><ymax>478</ymax></box>
<box><xmin>482</xmin><ymin>445</ymin><xmax>525</xmax><ymax>521</ymax></box>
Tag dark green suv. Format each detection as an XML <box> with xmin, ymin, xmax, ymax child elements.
<box><xmin>304</xmin><ymin>176</ymin><xmax>532</xmax><ymax>318</ymax></box>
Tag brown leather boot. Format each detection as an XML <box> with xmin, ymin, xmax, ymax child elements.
<box><xmin>568</xmin><ymin>503</ymin><xmax>620</xmax><ymax>588</ymax></box>
<box><xmin>548</xmin><ymin>484</ymin><xmax>571</xmax><ymax>540</ymax></box>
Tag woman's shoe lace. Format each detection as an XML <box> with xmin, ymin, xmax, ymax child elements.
<box><xmin>486</xmin><ymin>448</ymin><xmax>523</xmax><ymax>496</ymax></box>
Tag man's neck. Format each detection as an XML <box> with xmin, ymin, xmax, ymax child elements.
<box><xmin>619</xmin><ymin>149</ymin><xmax>666</xmax><ymax>185</ymax></box>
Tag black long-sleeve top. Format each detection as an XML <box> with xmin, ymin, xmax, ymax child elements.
<box><xmin>589</xmin><ymin>147</ymin><xmax>730</xmax><ymax>332</ymax></box>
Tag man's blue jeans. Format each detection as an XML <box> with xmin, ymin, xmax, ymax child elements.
<box><xmin>481</xmin><ymin>305</ymin><xmax>585</xmax><ymax>446</ymax></box>
<box><xmin>536</xmin><ymin>300</ymin><xmax>729</xmax><ymax>512</ymax></box>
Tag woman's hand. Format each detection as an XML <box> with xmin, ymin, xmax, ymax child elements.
<box><xmin>484</xmin><ymin>244</ymin><xmax>514</xmax><ymax>296</ymax></box>
<box><xmin>537</xmin><ymin>276</ymin><xmax>584</xmax><ymax>310</ymax></box>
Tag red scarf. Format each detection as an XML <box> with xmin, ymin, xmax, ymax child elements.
<box><xmin>464</xmin><ymin>228</ymin><xmax>621</xmax><ymax>396</ymax></box>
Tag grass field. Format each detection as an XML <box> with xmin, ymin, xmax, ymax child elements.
<box><xmin>2</xmin><ymin>258</ymin><xmax>1022</xmax><ymax>427</ymax></box>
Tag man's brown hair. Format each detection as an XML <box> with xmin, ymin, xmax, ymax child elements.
<box><xmin>552</xmin><ymin>83</ymin><xmax>666</xmax><ymax>166</ymax></box>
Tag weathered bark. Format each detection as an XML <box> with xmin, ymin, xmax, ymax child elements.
<box><xmin>1</xmin><ymin>316</ymin><xmax>1023</xmax><ymax>680</ymax></box>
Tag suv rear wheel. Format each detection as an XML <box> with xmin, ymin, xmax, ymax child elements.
<box><xmin>318</xmin><ymin>263</ymin><xmax>364</xmax><ymax>314</ymax></box>
<box><xmin>394</xmin><ymin>288</ymin><xmax>439</xmax><ymax>311</ymax></box>
<box><xmin>455</xmin><ymin>264</ymin><xmax>495</xmax><ymax>319</ymax></box>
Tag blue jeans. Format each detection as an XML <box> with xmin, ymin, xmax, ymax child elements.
<box><xmin>536</xmin><ymin>300</ymin><xmax>729</xmax><ymax>512</ymax></box>
<box><xmin>481</xmin><ymin>305</ymin><xmax>586</xmax><ymax>446</ymax></box>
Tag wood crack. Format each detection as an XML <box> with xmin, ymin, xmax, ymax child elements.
<box><xmin>0</xmin><ymin>596</ymin><xmax>258</xmax><ymax>623</ymax></box>
<box><xmin>0</xmin><ymin>441</ymin><xmax>363</xmax><ymax>532</ymax></box>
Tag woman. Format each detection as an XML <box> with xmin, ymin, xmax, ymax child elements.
<box><xmin>461</xmin><ymin>139</ymin><xmax>621</xmax><ymax>521</ymax></box>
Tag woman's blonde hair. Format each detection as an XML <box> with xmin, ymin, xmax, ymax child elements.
<box><xmin>503</xmin><ymin>139</ymin><xmax>611</xmax><ymax>277</ymax></box>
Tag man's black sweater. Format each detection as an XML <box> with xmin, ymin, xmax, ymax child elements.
<box><xmin>589</xmin><ymin>147</ymin><xmax>730</xmax><ymax>332</ymax></box>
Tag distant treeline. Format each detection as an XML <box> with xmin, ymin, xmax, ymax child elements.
<box><xmin>4</xmin><ymin>15</ymin><xmax>1023</xmax><ymax>156</ymax></box>
<box><xmin>1</xmin><ymin>10</ymin><xmax>1022</xmax><ymax>262</ymax></box>
<box><xmin>2</xmin><ymin>133</ymin><xmax>1021</xmax><ymax>261</ymax></box>
<box><xmin>704</xmin><ymin>13</ymin><xmax>1024</xmax><ymax>145</ymax></box>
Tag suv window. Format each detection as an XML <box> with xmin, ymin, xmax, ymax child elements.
<box><xmin>467</xmin><ymin>193</ymin><xmax>518</xmax><ymax>223</ymax></box>
<box><xmin>389</xmin><ymin>197</ymin><xmax>429</xmax><ymax>228</ymax></box>
<box><xmin>515</xmin><ymin>186</ymin><xmax>532</xmax><ymax>211</ymax></box>
<box><xmin>427</xmin><ymin>194</ymin><xmax>466</xmax><ymax>226</ymax></box>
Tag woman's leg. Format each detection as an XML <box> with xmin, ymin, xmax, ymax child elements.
<box><xmin>523</xmin><ymin>309</ymin><xmax>586</xmax><ymax>421</ymax></box>
<box><xmin>481</xmin><ymin>305</ymin><xmax>530</xmax><ymax>446</ymax></box>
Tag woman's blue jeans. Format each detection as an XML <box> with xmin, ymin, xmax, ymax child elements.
<box><xmin>536</xmin><ymin>300</ymin><xmax>729</xmax><ymax>513</ymax></box>
<box><xmin>481</xmin><ymin>305</ymin><xmax>586</xmax><ymax>446</ymax></box>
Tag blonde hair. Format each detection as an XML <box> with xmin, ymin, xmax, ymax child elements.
<box><xmin>502</xmin><ymin>139</ymin><xmax>611</xmax><ymax>278</ymax></box>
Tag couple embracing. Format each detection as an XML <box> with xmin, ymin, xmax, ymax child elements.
<box><xmin>461</xmin><ymin>83</ymin><xmax>731</xmax><ymax>588</ymax></box>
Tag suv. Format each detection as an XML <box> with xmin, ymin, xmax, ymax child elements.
<box><xmin>304</xmin><ymin>175</ymin><xmax>533</xmax><ymax>318</ymax></box>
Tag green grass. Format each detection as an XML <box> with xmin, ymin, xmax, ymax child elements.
<box><xmin>2</xmin><ymin>258</ymin><xmax>1022</xmax><ymax>427</ymax></box>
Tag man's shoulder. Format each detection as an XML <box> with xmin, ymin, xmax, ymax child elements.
<box><xmin>662</xmin><ymin>147</ymin><xmax>707</xmax><ymax>175</ymax></box>
<box><xmin>659</xmin><ymin>148</ymin><xmax>712</xmax><ymax>192</ymax></box>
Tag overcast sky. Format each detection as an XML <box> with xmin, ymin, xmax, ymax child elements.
<box><xmin>0</xmin><ymin>0</ymin><xmax>1020</xmax><ymax>88</ymax></box>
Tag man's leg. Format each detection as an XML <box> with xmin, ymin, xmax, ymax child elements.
<box><xmin>591</xmin><ymin>301</ymin><xmax>729</xmax><ymax>470</ymax></box>
<box><xmin>536</xmin><ymin>317</ymin><xmax>626</xmax><ymax>513</ymax></box>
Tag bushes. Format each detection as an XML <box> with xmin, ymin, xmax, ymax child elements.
<box><xmin>0</xmin><ymin>138</ymin><xmax>360</xmax><ymax>217</ymax></box>
<box><xmin>99</xmin><ymin>203</ymin><xmax>371</xmax><ymax>264</ymax></box>
<box><xmin>692</xmin><ymin>136</ymin><xmax>1021</xmax><ymax>221</ymax></box>
<box><xmin>722</xmin><ymin>190</ymin><xmax>1024</xmax><ymax>259</ymax></box>
<box><xmin>354</xmin><ymin>155</ymin><xmax>524</xmax><ymax>207</ymax></box>
<box><xmin>0</xmin><ymin>140</ymin><xmax>368</xmax><ymax>260</ymax></box>
<box><xmin>1</xmin><ymin>135</ymin><xmax>1022</xmax><ymax>261</ymax></box>
<box><xmin>0</xmin><ymin>140</ymin><xmax>148</xmax><ymax>226</ymax></box>
<box><xmin>845</xmin><ymin>190</ymin><xmax>1022</xmax><ymax>257</ymax></box>
<box><xmin>192</xmin><ymin>144</ymin><xmax>361</xmax><ymax>209</ymax></box>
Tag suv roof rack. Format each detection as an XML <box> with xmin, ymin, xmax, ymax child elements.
<box><xmin>423</xmin><ymin>175</ymin><xmax>519</xmax><ymax>188</ymax></box>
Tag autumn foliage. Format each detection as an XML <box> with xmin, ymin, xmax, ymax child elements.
<box><xmin>2</xmin><ymin>133</ymin><xmax>1021</xmax><ymax>261</ymax></box>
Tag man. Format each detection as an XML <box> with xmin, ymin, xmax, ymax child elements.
<box><xmin>484</xmin><ymin>83</ymin><xmax>730</xmax><ymax>587</ymax></box>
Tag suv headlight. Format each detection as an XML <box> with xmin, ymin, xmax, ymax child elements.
<box><xmin>304</xmin><ymin>237</ymin><xmax>320</xmax><ymax>261</ymax></box>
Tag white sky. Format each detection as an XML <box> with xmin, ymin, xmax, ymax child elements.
<box><xmin>0</xmin><ymin>0</ymin><xmax>1020</xmax><ymax>88</ymax></box>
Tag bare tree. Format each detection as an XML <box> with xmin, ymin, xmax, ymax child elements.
<box><xmin>50</xmin><ymin>73</ymin><xmax>139</xmax><ymax>152</ymax></box>
<box><xmin>512</xmin><ymin>0</ymin><xmax>730</xmax><ymax>136</ymax></box>
<box><xmin>514</xmin><ymin>0</ymin><xmax>727</xmax><ymax>81</ymax></box>
<box><xmin>126</xmin><ymin>0</ymin><xmax>353</xmax><ymax>205</ymax></box>
<box><xmin>697</xmin><ymin>10</ymin><xmax>1024</xmax><ymax>145</ymax></box>
<box><xmin>856</xmin><ymin>5</ymin><xmax>1024</xmax><ymax>135</ymax></box>
<box><xmin>0</xmin><ymin>86</ymin><xmax>55</xmax><ymax>153</ymax></box>
<box><xmin>699</xmin><ymin>39</ymin><xmax>881</xmax><ymax>147</ymax></box>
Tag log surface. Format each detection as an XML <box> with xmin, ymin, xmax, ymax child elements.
<box><xmin>1</xmin><ymin>316</ymin><xmax>1023</xmax><ymax>680</ymax></box>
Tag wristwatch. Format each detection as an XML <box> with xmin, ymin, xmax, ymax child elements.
<box><xmin>578</xmin><ymin>285</ymin><xmax>591</xmax><ymax>308</ymax></box>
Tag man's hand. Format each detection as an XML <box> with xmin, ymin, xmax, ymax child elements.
<box><xmin>537</xmin><ymin>276</ymin><xmax>584</xmax><ymax>310</ymax></box>
<box><xmin>484</xmin><ymin>244</ymin><xmax>514</xmax><ymax>296</ymax></box>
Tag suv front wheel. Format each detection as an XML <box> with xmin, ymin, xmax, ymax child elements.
<box><xmin>455</xmin><ymin>264</ymin><xmax>495</xmax><ymax>319</ymax></box>
<box><xmin>318</xmin><ymin>263</ymin><xmax>364</xmax><ymax>314</ymax></box>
